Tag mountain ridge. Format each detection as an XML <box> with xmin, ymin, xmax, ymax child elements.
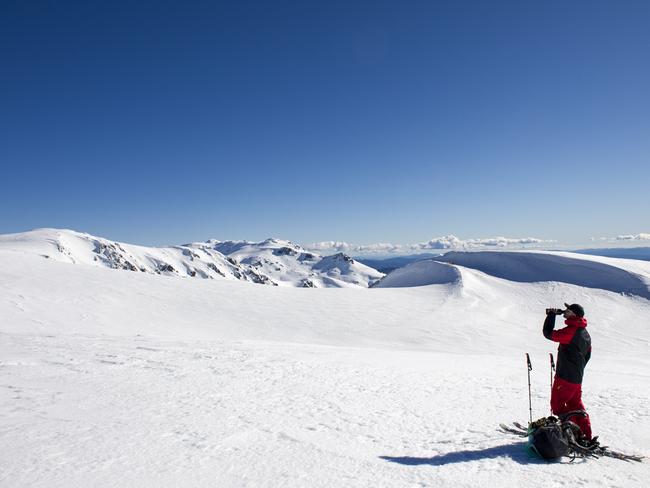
<box><xmin>0</xmin><ymin>228</ymin><xmax>383</xmax><ymax>288</ymax></box>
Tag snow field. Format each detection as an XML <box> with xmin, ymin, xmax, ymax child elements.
<box><xmin>1</xmin><ymin>249</ymin><xmax>649</xmax><ymax>487</ymax></box>
<box><xmin>2</xmin><ymin>334</ymin><xmax>648</xmax><ymax>487</ymax></box>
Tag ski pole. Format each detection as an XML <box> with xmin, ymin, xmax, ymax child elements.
<box><xmin>526</xmin><ymin>353</ymin><xmax>533</xmax><ymax>424</ymax></box>
<box><xmin>549</xmin><ymin>353</ymin><xmax>556</xmax><ymax>415</ymax></box>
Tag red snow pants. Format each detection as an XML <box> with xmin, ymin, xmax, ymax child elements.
<box><xmin>550</xmin><ymin>376</ymin><xmax>592</xmax><ymax>440</ymax></box>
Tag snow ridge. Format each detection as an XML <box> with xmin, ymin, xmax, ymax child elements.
<box><xmin>434</xmin><ymin>251</ymin><xmax>650</xmax><ymax>299</ymax></box>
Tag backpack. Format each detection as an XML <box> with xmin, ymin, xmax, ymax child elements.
<box><xmin>525</xmin><ymin>416</ymin><xmax>642</xmax><ymax>462</ymax></box>
<box><xmin>527</xmin><ymin>416</ymin><xmax>583</xmax><ymax>460</ymax></box>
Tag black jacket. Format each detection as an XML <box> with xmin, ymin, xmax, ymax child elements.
<box><xmin>543</xmin><ymin>314</ymin><xmax>591</xmax><ymax>384</ymax></box>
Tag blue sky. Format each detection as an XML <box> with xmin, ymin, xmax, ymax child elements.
<box><xmin>1</xmin><ymin>1</ymin><xmax>648</xmax><ymax>248</ymax></box>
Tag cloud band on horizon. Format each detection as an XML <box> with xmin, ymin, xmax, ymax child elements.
<box><xmin>590</xmin><ymin>233</ymin><xmax>650</xmax><ymax>243</ymax></box>
<box><xmin>306</xmin><ymin>235</ymin><xmax>553</xmax><ymax>255</ymax></box>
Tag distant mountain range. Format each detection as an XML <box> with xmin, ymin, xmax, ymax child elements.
<box><xmin>572</xmin><ymin>247</ymin><xmax>650</xmax><ymax>261</ymax></box>
<box><xmin>0</xmin><ymin>229</ymin><xmax>383</xmax><ymax>288</ymax></box>
<box><xmin>203</xmin><ymin>237</ymin><xmax>383</xmax><ymax>288</ymax></box>
<box><xmin>3</xmin><ymin>229</ymin><xmax>649</xmax><ymax>293</ymax></box>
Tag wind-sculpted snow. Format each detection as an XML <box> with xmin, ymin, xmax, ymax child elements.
<box><xmin>434</xmin><ymin>251</ymin><xmax>650</xmax><ymax>299</ymax></box>
<box><xmin>372</xmin><ymin>259</ymin><xmax>462</xmax><ymax>288</ymax></box>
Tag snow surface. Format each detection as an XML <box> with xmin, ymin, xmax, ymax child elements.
<box><xmin>1</xmin><ymin>238</ymin><xmax>650</xmax><ymax>487</ymax></box>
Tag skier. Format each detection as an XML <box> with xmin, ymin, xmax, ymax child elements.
<box><xmin>543</xmin><ymin>303</ymin><xmax>593</xmax><ymax>441</ymax></box>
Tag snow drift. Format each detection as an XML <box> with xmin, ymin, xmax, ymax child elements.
<box><xmin>372</xmin><ymin>259</ymin><xmax>462</xmax><ymax>288</ymax></box>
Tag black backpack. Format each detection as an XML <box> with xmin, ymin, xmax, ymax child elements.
<box><xmin>528</xmin><ymin>416</ymin><xmax>584</xmax><ymax>460</ymax></box>
<box><xmin>526</xmin><ymin>415</ymin><xmax>642</xmax><ymax>462</ymax></box>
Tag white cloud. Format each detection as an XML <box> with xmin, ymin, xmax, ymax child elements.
<box><xmin>306</xmin><ymin>235</ymin><xmax>551</xmax><ymax>255</ymax></box>
<box><xmin>591</xmin><ymin>233</ymin><xmax>650</xmax><ymax>243</ymax></box>
<box><xmin>307</xmin><ymin>241</ymin><xmax>404</xmax><ymax>254</ymax></box>
<box><xmin>615</xmin><ymin>233</ymin><xmax>650</xmax><ymax>241</ymax></box>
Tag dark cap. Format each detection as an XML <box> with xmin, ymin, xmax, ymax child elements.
<box><xmin>564</xmin><ymin>303</ymin><xmax>585</xmax><ymax>317</ymax></box>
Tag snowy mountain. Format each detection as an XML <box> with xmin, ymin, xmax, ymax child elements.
<box><xmin>432</xmin><ymin>250</ymin><xmax>650</xmax><ymax>299</ymax></box>
<box><xmin>0</xmin><ymin>228</ymin><xmax>275</xmax><ymax>285</ymax></box>
<box><xmin>0</xmin><ymin>229</ymin><xmax>384</xmax><ymax>288</ymax></box>
<box><xmin>2</xmin><ymin>233</ymin><xmax>649</xmax><ymax>487</ymax></box>
<box><xmin>372</xmin><ymin>250</ymin><xmax>650</xmax><ymax>300</ymax></box>
<box><xmin>189</xmin><ymin>237</ymin><xmax>384</xmax><ymax>288</ymax></box>
<box><xmin>574</xmin><ymin>247</ymin><xmax>650</xmax><ymax>262</ymax></box>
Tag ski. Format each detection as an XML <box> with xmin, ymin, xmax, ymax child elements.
<box><xmin>513</xmin><ymin>421</ymin><xmax>529</xmax><ymax>432</ymax></box>
<box><xmin>595</xmin><ymin>447</ymin><xmax>644</xmax><ymax>463</ymax></box>
<box><xmin>569</xmin><ymin>443</ymin><xmax>644</xmax><ymax>462</ymax></box>
<box><xmin>566</xmin><ymin>435</ymin><xmax>644</xmax><ymax>462</ymax></box>
<box><xmin>499</xmin><ymin>423</ymin><xmax>528</xmax><ymax>437</ymax></box>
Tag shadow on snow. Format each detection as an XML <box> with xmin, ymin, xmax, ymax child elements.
<box><xmin>380</xmin><ymin>441</ymin><xmax>550</xmax><ymax>466</ymax></box>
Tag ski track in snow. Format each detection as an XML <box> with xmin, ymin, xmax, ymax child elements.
<box><xmin>1</xmin><ymin>332</ymin><xmax>648</xmax><ymax>488</ymax></box>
